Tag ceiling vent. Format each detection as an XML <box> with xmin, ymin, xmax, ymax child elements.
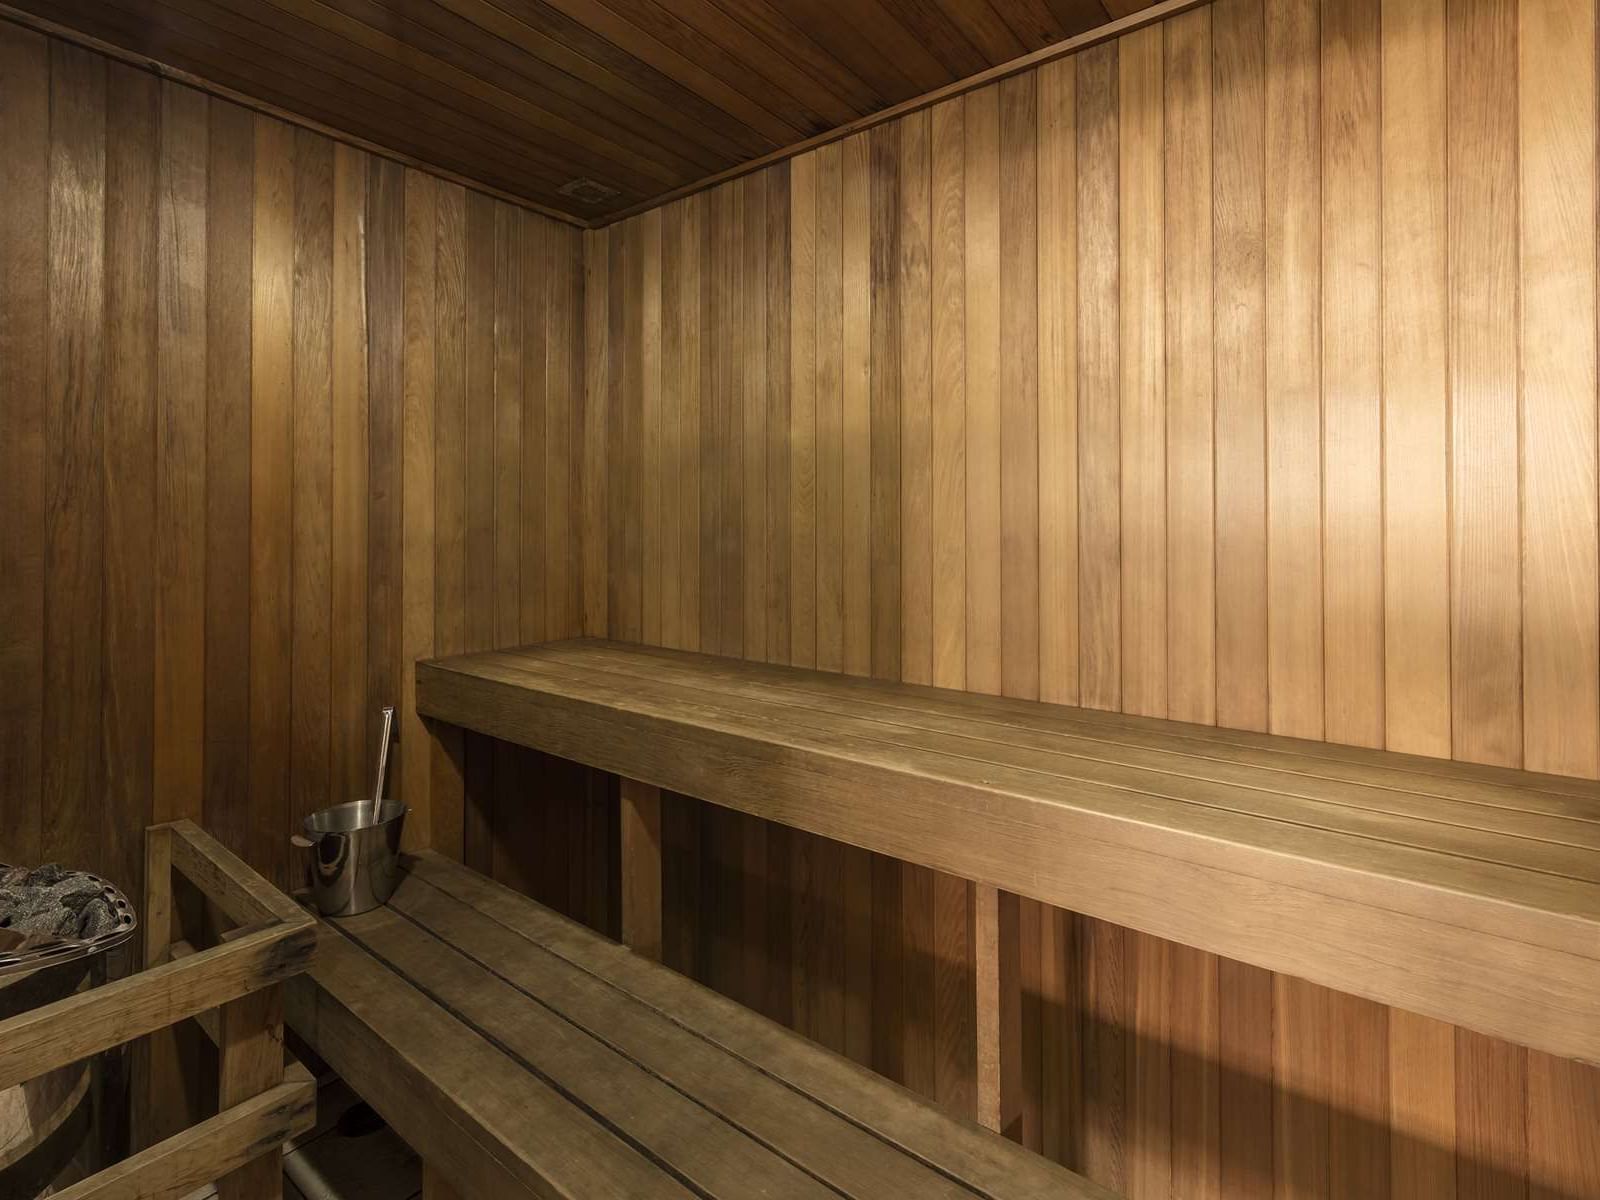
<box><xmin>558</xmin><ymin>177</ymin><xmax>621</xmax><ymax>206</ymax></box>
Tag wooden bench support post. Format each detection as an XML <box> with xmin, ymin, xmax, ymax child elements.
<box><xmin>619</xmin><ymin>778</ymin><xmax>663</xmax><ymax>960</ymax></box>
<box><xmin>973</xmin><ymin>883</ymin><xmax>1021</xmax><ymax>1138</ymax></box>
<box><xmin>217</xmin><ymin>984</ymin><xmax>287</xmax><ymax>1200</ymax></box>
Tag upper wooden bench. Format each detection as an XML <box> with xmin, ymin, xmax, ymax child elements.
<box><xmin>417</xmin><ymin>638</ymin><xmax>1600</xmax><ymax>1066</ymax></box>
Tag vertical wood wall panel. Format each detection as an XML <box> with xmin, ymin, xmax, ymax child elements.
<box><xmin>1211</xmin><ymin>0</ymin><xmax>1269</xmax><ymax>735</ymax></box>
<box><xmin>248</xmin><ymin>115</ymin><xmax>294</xmax><ymax>889</ymax></box>
<box><xmin>1263</xmin><ymin>0</ymin><xmax>1323</xmax><ymax>741</ymax></box>
<box><xmin>0</xmin><ymin>24</ymin><xmax>49</xmax><ymax>871</ymax></box>
<box><xmin>42</xmin><ymin>41</ymin><xmax>106</xmax><ymax>873</ymax></box>
<box><xmin>331</xmin><ymin>144</ymin><xmax>369</xmax><ymax>807</ymax></box>
<box><xmin>102</xmin><ymin>64</ymin><xmax>157</xmax><ymax>903</ymax></box>
<box><xmin>1319</xmin><ymin>0</ymin><xmax>1383</xmax><ymax>750</ymax></box>
<box><xmin>0</xmin><ymin>37</ymin><xmax>589</xmax><ymax>903</ymax></box>
<box><xmin>1162</xmin><ymin>8</ymin><xmax>1214</xmax><ymax>729</ymax></box>
<box><xmin>291</xmin><ymin>129</ymin><xmax>334</xmax><ymax>837</ymax></box>
<box><xmin>154</xmin><ymin>81</ymin><xmax>208</xmax><ymax>827</ymax></box>
<box><xmin>1076</xmin><ymin>44</ymin><xmax>1121</xmax><ymax>713</ymax></box>
<box><xmin>9</xmin><ymin>4</ymin><xmax>1600</xmax><ymax>1196</ymax></box>
<box><xmin>1117</xmin><ymin>26</ymin><xmax>1165</xmax><ymax>722</ymax></box>
<box><xmin>1447</xmin><ymin>0</ymin><xmax>1522</xmax><ymax>769</ymax></box>
<box><xmin>1518</xmin><ymin>0</ymin><xmax>1598</xmax><ymax>780</ymax></box>
<box><xmin>571</xmin><ymin>0</ymin><xmax>1600</xmax><ymax>1194</ymax></box>
<box><xmin>202</xmin><ymin>98</ymin><xmax>254</xmax><ymax>862</ymax></box>
<box><xmin>1379</xmin><ymin>0</ymin><xmax>1451</xmax><ymax>760</ymax></box>
<box><xmin>1037</xmin><ymin>59</ymin><xmax>1079</xmax><ymax>709</ymax></box>
<box><xmin>964</xmin><ymin>90</ymin><xmax>1003</xmax><ymax>697</ymax></box>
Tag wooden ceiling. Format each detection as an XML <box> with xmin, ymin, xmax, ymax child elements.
<box><xmin>7</xmin><ymin>0</ymin><xmax>1166</xmax><ymax>223</ymax></box>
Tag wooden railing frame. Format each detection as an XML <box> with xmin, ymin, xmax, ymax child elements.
<box><xmin>0</xmin><ymin>819</ymin><xmax>317</xmax><ymax>1200</ymax></box>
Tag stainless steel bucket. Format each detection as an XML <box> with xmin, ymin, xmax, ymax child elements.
<box><xmin>298</xmin><ymin>801</ymin><xmax>408</xmax><ymax>917</ymax></box>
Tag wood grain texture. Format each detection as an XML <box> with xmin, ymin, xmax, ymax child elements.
<box><xmin>1517</xmin><ymin>0</ymin><xmax>1598</xmax><ymax>779</ymax></box>
<box><xmin>1211</xmin><ymin>0</ymin><xmax>1268</xmax><ymax>735</ymax></box>
<box><xmin>16</xmin><ymin>2</ymin><xmax>1600</xmax><ymax>1196</ymax></box>
<box><xmin>42</xmin><ymin>39</ymin><xmax>106</xmax><ymax>874</ymax></box>
<box><xmin>1447</xmin><ymin>0</ymin><xmax>1521</xmax><ymax>769</ymax></box>
<box><xmin>1320</xmin><ymin>0</ymin><xmax>1383</xmax><ymax>751</ymax></box>
<box><xmin>564</xmin><ymin>1</ymin><xmax>1600</xmax><ymax>1194</ymax></box>
<box><xmin>0</xmin><ymin>22</ymin><xmax>49</xmax><ymax>872</ymax></box>
<box><xmin>1161</xmin><ymin>8</ymin><xmax>1212</xmax><ymax>728</ymax></box>
<box><xmin>965</xmin><ymin>87</ymin><xmax>1003</xmax><ymax>697</ymax></box>
<box><xmin>1037</xmin><ymin>57</ymin><xmax>1078</xmax><ymax>709</ymax></box>
<box><xmin>103</xmin><ymin>62</ymin><xmax>157</xmax><ymax>908</ymax></box>
<box><xmin>1075</xmin><ymin>42</ymin><xmax>1120</xmax><ymax>712</ymax></box>
<box><xmin>1</xmin><ymin>35</ymin><xmax>585</xmax><ymax>904</ymax></box>
<box><xmin>291</xmin><ymin>851</ymin><xmax>1116</xmax><ymax>1200</ymax></box>
<box><xmin>1117</xmin><ymin>25</ymin><xmax>1165</xmax><ymax>721</ymax></box>
<box><xmin>1263</xmin><ymin>0</ymin><xmax>1322</xmax><ymax>741</ymax></box>
<box><xmin>1379</xmin><ymin>0</ymin><xmax>1450</xmax><ymax>760</ymax></box>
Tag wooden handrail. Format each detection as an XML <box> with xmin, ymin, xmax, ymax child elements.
<box><xmin>0</xmin><ymin>820</ymin><xmax>317</xmax><ymax>1199</ymax></box>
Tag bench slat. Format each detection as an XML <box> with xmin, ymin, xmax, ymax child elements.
<box><xmin>415</xmin><ymin>639</ymin><xmax>1600</xmax><ymax>1062</ymax></box>
<box><xmin>404</xmin><ymin>852</ymin><xmax>1118</xmax><ymax>1200</ymax></box>
<box><xmin>286</xmin><ymin>925</ymin><xmax>695</xmax><ymax>1200</ymax></box>
<box><xmin>385</xmin><ymin>868</ymin><xmax>1010</xmax><ymax>1200</ymax></box>
<box><xmin>335</xmin><ymin>901</ymin><xmax>845</xmax><ymax>1200</ymax></box>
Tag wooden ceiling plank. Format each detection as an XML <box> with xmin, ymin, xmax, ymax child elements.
<box><xmin>481</xmin><ymin>0</ymin><xmax>775</xmax><ymax>160</ymax></box>
<box><xmin>64</xmin><ymin>0</ymin><xmax>636</xmax><ymax>206</ymax></box>
<box><xmin>704</xmin><ymin>0</ymin><xmax>890</xmax><ymax>113</ymax></box>
<box><xmin>434</xmin><ymin>0</ymin><xmax>762</xmax><ymax>167</ymax></box>
<box><xmin>537</xmin><ymin>0</ymin><xmax>804</xmax><ymax>146</ymax></box>
<box><xmin>927</xmin><ymin>0</ymin><xmax>1030</xmax><ymax>64</ymax></box>
<box><xmin>597</xmin><ymin>0</ymin><xmax>1210</xmax><ymax>224</ymax></box>
<box><xmin>1041</xmin><ymin>0</ymin><xmax>1119</xmax><ymax>38</ymax></box>
<box><xmin>580</xmin><ymin>0</ymin><xmax>844</xmax><ymax>134</ymax></box>
<box><xmin>0</xmin><ymin>0</ymin><xmax>593</xmax><ymax>222</ymax></box>
<box><xmin>14</xmin><ymin>0</ymin><xmax>1197</xmax><ymax>222</ymax></box>
<box><xmin>772</xmin><ymin>0</ymin><xmax>938</xmax><ymax>101</ymax></box>
<box><xmin>317</xmin><ymin>0</ymin><xmax>728</xmax><ymax>177</ymax></box>
<box><xmin>872</xmin><ymin>0</ymin><xmax>994</xmax><ymax>80</ymax></box>
<box><xmin>128</xmin><ymin>0</ymin><xmax>667</xmax><ymax>199</ymax></box>
<box><xmin>187</xmin><ymin>0</ymin><xmax>662</xmax><ymax>197</ymax></box>
<box><xmin>626</xmin><ymin>0</ymin><xmax>863</xmax><ymax>128</ymax></box>
<box><xmin>802</xmin><ymin>0</ymin><xmax>954</xmax><ymax>94</ymax></box>
<box><xmin>992</xmin><ymin>0</ymin><xmax>1086</xmax><ymax>50</ymax></box>
<box><xmin>251</xmin><ymin>0</ymin><xmax>689</xmax><ymax>187</ymax></box>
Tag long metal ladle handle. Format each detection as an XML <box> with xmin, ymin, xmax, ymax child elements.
<box><xmin>370</xmin><ymin>706</ymin><xmax>396</xmax><ymax>824</ymax></box>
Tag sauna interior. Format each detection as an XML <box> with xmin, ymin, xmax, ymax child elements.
<box><xmin>1</xmin><ymin>0</ymin><xmax>1598</xmax><ymax>1196</ymax></box>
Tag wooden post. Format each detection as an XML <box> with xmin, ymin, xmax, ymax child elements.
<box><xmin>133</xmin><ymin>826</ymin><xmax>174</xmax><ymax>1151</ymax></box>
<box><xmin>619</xmin><ymin>778</ymin><xmax>663</xmax><ymax>960</ymax></box>
<box><xmin>216</xmin><ymin>984</ymin><xmax>286</xmax><ymax>1200</ymax></box>
<box><xmin>973</xmin><ymin>883</ymin><xmax>1021</xmax><ymax>1138</ymax></box>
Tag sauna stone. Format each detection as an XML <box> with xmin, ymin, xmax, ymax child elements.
<box><xmin>0</xmin><ymin>865</ymin><xmax>120</xmax><ymax>946</ymax></box>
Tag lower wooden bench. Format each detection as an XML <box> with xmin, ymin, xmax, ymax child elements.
<box><xmin>285</xmin><ymin>851</ymin><xmax>1114</xmax><ymax>1200</ymax></box>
